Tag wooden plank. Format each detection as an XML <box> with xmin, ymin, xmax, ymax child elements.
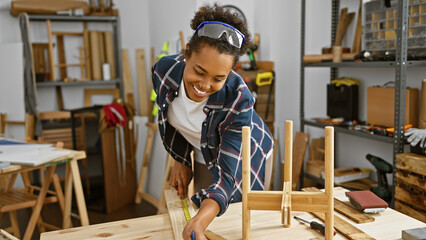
<box><xmin>38</xmin><ymin>111</ymin><xmax>70</xmax><ymax>120</ymax></box>
<box><xmin>100</xmin><ymin>127</ymin><xmax>137</xmax><ymax>214</ymax></box>
<box><xmin>56</xmin><ymin>35</ymin><xmax>67</xmax><ymax>79</ymax></box>
<box><xmin>89</xmin><ymin>31</ymin><xmax>101</xmax><ymax>80</ymax></box>
<box><xmin>83</xmin><ymin>23</ymin><xmax>91</xmax><ymax>80</ymax></box>
<box><xmin>395</xmin><ymin>185</ymin><xmax>426</xmax><ymax>211</ymax></box>
<box><xmin>242</xmin><ymin>126</ymin><xmax>251</xmax><ymax>240</ymax></box>
<box><xmin>303</xmin><ymin>187</ymin><xmax>375</xmax><ymax>224</ymax></box>
<box><xmin>69</xmin><ymin>157</ymin><xmax>89</xmax><ymax>226</ymax></box>
<box><xmin>55</xmin><ymin>86</ymin><xmax>64</xmax><ymax>110</ymax></box>
<box><xmin>98</xmin><ymin>31</ymin><xmax>105</xmax><ymax>68</ymax></box>
<box><xmin>136</xmin><ymin>49</ymin><xmax>149</xmax><ymax>116</ymax></box>
<box><xmin>396</xmin><ymin>153</ymin><xmax>426</xmax><ymax>176</ymax></box>
<box><xmin>308</xmin><ymin>210</ymin><xmax>374</xmax><ymax>240</ymax></box>
<box><xmin>309</xmin><ymin>137</ymin><xmax>325</xmax><ymax>161</ymax></box>
<box><xmin>51</xmin><ymin>32</ymin><xmax>83</xmax><ymax>36</ymax></box>
<box><xmin>179</xmin><ymin>31</ymin><xmax>185</xmax><ymax>51</ymax></box>
<box><xmin>292</xmin><ymin>132</ymin><xmax>309</xmax><ymax>190</ymax></box>
<box><xmin>395</xmin><ymin>200</ymin><xmax>426</xmax><ymax>223</ymax></box>
<box><xmin>396</xmin><ymin>171</ymin><xmax>424</xmax><ymax>191</ymax></box>
<box><xmin>165</xmin><ymin>188</ymin><xmax>196</xmax><ymax>240</ymax></box>
<box><xmin>104</xmin><ymin>31</ymin><xmax>116</xmax><ymax>79</ymax></box>
<box><xmin>46</xmin><ymin>20</ymin><xmax>56</xmax><ymax>81</ymax></box>
<box><xmin>121</xmin><ymin>49</ymin><xmax>133</xmax><ymax>104</ymax></box>
<box><xmin>352</xmin><ymin>0</ymin><xmax>362</xmax><ymax>54</ymax></box>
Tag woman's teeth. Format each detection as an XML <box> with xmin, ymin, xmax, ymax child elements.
<box><xmin>193</xmin><ymin>85</ymin><xmax>206</xmax><ymax>95</ymax></box>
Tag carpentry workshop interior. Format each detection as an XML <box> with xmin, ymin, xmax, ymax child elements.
<box><xmin>1</xmin><ymin>0</ymin><xmax>426</xmax><ymax>239</ymax></box>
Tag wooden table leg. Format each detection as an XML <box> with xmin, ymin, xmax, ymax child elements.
<box><xmin>22</xmin><ymin>165</ymin><xmax>56</xmax><ymax>240</ymax></box>
<box><xmin>62</xmin><ymin>162</ymin><xmax>73</xmax><ymax>228</ymax></box>
<box><xmin>69</xmin><ymin>158</ymin><xmax>89</xmax><ymax>226</ymax></box>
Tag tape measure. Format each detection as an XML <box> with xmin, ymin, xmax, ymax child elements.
<box><xmin>181</xmin><ymin>199</ymin><xmax>191</xmax><ymax>222</ymax></box>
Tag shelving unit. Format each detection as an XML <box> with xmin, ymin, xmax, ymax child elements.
<box><xmin>300</xmin><ymin>0</ymin><xmax>425</xmax><ymax>207</ymax></box>
<box><xmin>27</xmin><ymin>14</ymin><xmax>124</xmax><ymax>101</ymax></box>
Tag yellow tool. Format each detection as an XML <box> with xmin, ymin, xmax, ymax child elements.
<box><xmin>181</xmin><ymin>199</ymin><xmax>191</xmax><ymax>223</ymax></box>
<box><xmin>255</xmin><ymin>71</ymin><xmax>273</xmax><ymax>87</ymax></box>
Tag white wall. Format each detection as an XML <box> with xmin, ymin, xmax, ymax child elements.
<box><xmin>1</xmin><ymin>0</ymin><xmax>423</xmax><ymax>198</ymax></box>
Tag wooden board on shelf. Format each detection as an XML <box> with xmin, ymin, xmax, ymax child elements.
<box><xmin>89</xmin><ymin>31</ymin><xmax>101</xmax><ymax>80</ymax></box>
<box><xmin>104</xmin><ymin>31</ymin><xmax>116</xmax><ymax>80</ymax></box>
<box><xmin>136</xmin><ymin>49</ymin><xmax>149</xmax><ymax>117</ymax></box>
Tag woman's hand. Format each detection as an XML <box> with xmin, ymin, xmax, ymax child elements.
<box><xmin>169</xmin><ymin>161</ymin><xmax>192</xmax><ymax>198</ymax></box>
<box><xmin>182</xmin><ymin>218</ymin><xmax>207</xmax><ymax>240</ymax></box>
<box><xmin>182</xmin><ymin>199</ymin><xmax>220</xmax><ymax>240</ymax></box>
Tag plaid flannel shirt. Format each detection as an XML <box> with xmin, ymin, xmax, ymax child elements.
<box><xmin>152</xmin><ymin>54</ymin><xmax>273</xmax><ymax>216</ymax></box>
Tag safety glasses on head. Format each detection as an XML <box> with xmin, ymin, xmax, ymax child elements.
<box><xmin>194</xmin><ymin>21</ymin><xmax>245</xmax><ymax>49</ymax></box>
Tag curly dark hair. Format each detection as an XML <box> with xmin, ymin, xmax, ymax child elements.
<box><xmin>184</xmin><ymin>3</ymin><xmax>252</xmax><ymax>66</ymax></box>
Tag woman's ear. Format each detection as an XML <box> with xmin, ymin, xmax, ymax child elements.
<box><xmin>184</xmin><ymin>43</ymin><xmax>191</xmax><ymax>59</ymax></box>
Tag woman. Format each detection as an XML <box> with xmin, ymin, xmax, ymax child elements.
<box><xmin>152</xmin><ymin>3</ymin><xmax>274</xmax><ymax>240</ymax></box>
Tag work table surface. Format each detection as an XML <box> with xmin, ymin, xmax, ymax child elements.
<box><xmin>41</xmin><ymin>187</ymin><xmax>425</xmax><ymax>240</ymax></box>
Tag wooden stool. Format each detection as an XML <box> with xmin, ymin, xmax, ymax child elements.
<box><xmin>242</xmin><ymin>120</ymin><xmax>335</xmax><ymax>239</ymax></box>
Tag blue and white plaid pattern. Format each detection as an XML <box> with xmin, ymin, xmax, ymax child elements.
<box><xmin>152</xmin><ymin>54</ymin><xmax>273</xmax><ymax>216</ymax></box>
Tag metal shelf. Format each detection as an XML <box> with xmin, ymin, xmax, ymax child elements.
<box><xmin>303</xmin><ymin>60</ymin><xmax>426</xmax><ymax>68</ymax></box>
<box><xmin>303</xmin><ymin>119</ymin><xmax>395</xmax><ymax>143</ymax></box>
<box><xmin>28</xmin><ymin>15</ymin><xmax>118</xmax><ymax>22</ymax></box>
<box><xmin>36</xmin><ymin>80</ymin><xmax>120</xmax><ymax>87</ymax></box>
<box><xmin>300</xmin><ymin>0</ymin><xmax>413</xmax><ymax>207</ymax></box>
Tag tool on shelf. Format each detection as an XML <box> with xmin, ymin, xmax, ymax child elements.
<box><xmin>294</xmin><ymin>216</ymin><xmax>336</xmax><ymax>236</ymax></box>
<box><xmin>244</xmin><ymin>44</ymin><xmax>258</xmax><ymax>70</ymax></box>
<box><xmin>365</xmin><ymin>154</ymin><xmax>393</xmax><ymax>203</ymax></box>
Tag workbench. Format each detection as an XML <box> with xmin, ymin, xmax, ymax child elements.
<box><xmin>40</xmin><ymin>187</ymin><xmax>425</xmax><ymax>240</ymax></box>
<box><xmin>0</xmin><ymin>148</ymin><xmax>89</xmax><ymax>240</ymax></box>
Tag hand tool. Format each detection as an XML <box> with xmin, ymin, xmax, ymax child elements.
<box><xmin>294</xmin><ymin>216</ymin><xmax>336</xmax><ymax>236</ymax></box>
<box><xmin>365</xmin><ymin>154</ymin><xmax>393</xmax><ymax>203</ymax></box>
<box><xmin>182</xmin><ymin>199</ymin><xmax>195</xmax><ymax>240</ymax></box>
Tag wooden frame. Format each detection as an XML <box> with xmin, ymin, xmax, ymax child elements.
<box><xmin>242</xmin><ymin>120</ymin><xmax>335</xmax><ymax>239</ymax></box>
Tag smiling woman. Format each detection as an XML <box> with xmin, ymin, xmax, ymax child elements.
<box><xmin>151</xmin><ymin>3</ymin><xmax>274</xmax><ymax>240</ymax></box>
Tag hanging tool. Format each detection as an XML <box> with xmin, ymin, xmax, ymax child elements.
<box><xmin>365</xmin><ymin>154</ymin><xmax>393</xmax><ymax>203</ymax></box>
<box><xmin>294</xmin><ymin>216</ymin><xmax>336</xmax><ymax>236</ymax></box>
<box><xmin>255</xmin><ymin>71</ymin><xmax>274</xmax><ymax>120</ymax></box>
<box><xmin>244</xmin><ymin>45</ymin><xmax>258</xmax><ymax>70</ymax></box>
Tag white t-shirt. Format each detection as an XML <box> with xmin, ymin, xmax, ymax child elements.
<box><xmin>168</xmin><ymin>80</ymin><xmax>208</xmax><ymax>164</ymax></box>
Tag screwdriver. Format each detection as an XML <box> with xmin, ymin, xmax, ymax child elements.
<box><xmin>294</xmin><ymin>216</ymin><xmax>336</xmax><ymax>236</ymax></box>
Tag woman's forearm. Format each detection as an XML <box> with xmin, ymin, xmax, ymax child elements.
<box><xmin>193</xmin><ymin>198</ymin><xmax>220</xmax><ymax>230</ymax></box>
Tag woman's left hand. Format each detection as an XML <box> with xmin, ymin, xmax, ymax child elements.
<box><xmin>182</xmin><ymin>218</ymin><xmax>208</xmax><ymax>240</ymax></box>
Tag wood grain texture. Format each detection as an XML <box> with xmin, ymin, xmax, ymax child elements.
<box><xmin>165</xmin><ymin>188</ymin><xmax>196</xmax><ymax>240</ymax></box>
<box><xmin>40</xmin><ymin>187</ymin><xmax>426</xmax><ymax>240</ymax></box>
<box><xmin>136</xmin><ymin>49</ymin><xmax>149</xmax><ymax>116</ymax></box>
<box><xmin>83</xmin><ymin>23</ymin><xmax>91</xmax><ymax>80</ymax></box>
<box><xmin>303</xmin><ymin>187</ymin><xmax>375</xmax><ymax>224</ymax></box>
<box><xmin>292</xmin><ymin>132</ymin><xmax>309</xmax><ymax>190</ymax></box>
<box><xmin>89</xmin><ymin>31</ymin><xmax>101</xmax><ymax>80</ymax></box>
<box><xmin>121</xmin><ymin>49</ymin><xmax>133</xmax><ymax>103</ymax></box>
<box><xmin>46</xmin><ymin>20</ymin><xmax>56</xmax><ymax>81</ymax></box>
<box><xmin>104</xmin><ymin>31</ymin><xmax>115</xmax><ymax>79</ymax></box>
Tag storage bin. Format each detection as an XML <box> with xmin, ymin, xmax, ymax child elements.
<box><xmin>366</xmin><ymin>87</ymin><xmax>418</xmax><ymax>127</ymax></box>
<box><xmin>327</xmin><ymin>84</ymin><xmax>358</xmax><ymax>121</ymax></box>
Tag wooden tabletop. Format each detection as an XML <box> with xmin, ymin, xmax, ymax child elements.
<box><xmin>0</xmin><ymin>149</ymin><xmax>86</xmax><ymax>175</ymax></box>
<box><xmin>40</xmin><ymin>187</ymin><xmax>425</xmax><ymax>240</ymax></box>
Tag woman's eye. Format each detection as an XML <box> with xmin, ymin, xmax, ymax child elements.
<box><xmin>214</xmin><ymin>78</ymin><xmax>223</xmax><ymax>82</ymax></box>
<box><xmin>194</xmin><ymin>68</ymin><xmax>203</xmax><ymax>75</ymax></box>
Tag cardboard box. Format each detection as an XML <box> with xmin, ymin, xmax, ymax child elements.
<box><xmin>367</xmin><ymin>87</ymin><xmax>419</xmax><ymax>127</ymax></box>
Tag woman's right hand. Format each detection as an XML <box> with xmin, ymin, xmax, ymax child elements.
<box><xmin>169</xmin><ymin>160</ymin><xmax>192</xmax><ymax>198</ymax></box>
